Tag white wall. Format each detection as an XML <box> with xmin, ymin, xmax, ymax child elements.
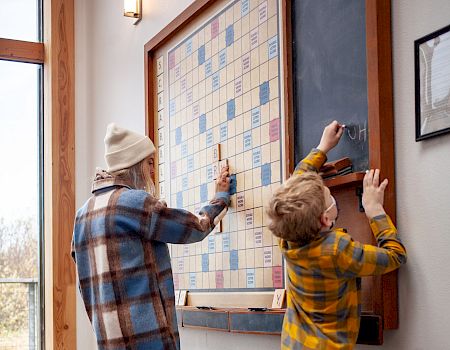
<box><xmin>75</xmin><ymin>0</ymin><xmax>450</xmax><ymax>349</ymax></box>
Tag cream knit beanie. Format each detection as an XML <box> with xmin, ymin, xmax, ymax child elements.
<box><xmin>104</xmin><ymin>123</ymin><xmax>156</xmax><ymax>172</ymax></box>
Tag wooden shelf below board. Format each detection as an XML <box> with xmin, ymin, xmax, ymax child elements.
<box><xmin>176</xmin><ymin>306</ymin><xmax>382</xmax><ymax>344</ymax></box>
<box><xmin>323</xmin><ymin>172</ymin><xmax>365</xmax><ymax>188</ymax></box>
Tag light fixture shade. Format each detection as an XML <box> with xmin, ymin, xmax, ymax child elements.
<box><xmin>124</xmin><ymin>0</ymin><xmax>142</xmax><ymax>24</ymax></box>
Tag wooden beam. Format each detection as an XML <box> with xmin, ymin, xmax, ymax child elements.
<box><xmin>44</xmin><ymin>0</ymin><xmax>76</xmax><ymax>348</ymax></box>
<box><xmin>0</xmin><ymin>38</ymin><xmax>44</xmax><ymax>64</ymax></box>
<box><xmin>144</xmin><ymin>0</ymin><xmax>214</xmax><ymax>53</ymax></box>
<box><xmin>282</xmin><ymin>0</ymin><xmax>294</xmax><ymax>177</ymax></box>
<box><xmin>366</xmin><ymin>0</ymin><xmax>398</xmax><ymax>330</ymax></box>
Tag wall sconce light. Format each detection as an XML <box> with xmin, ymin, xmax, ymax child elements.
<box><xmin>124</xmin><ymin>0</ymin><xmax>142</xmax><ymax>25</ymax></box>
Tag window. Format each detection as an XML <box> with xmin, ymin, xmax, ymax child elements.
<box><xmin>0</xmin><ymin>1</ymin><xmax>43</xmax><ymax>349</ymax></box>
<box><xmin>0</xmin><ymin>0</ymin><xmax>40</xmax><ymax>42</ymax></box>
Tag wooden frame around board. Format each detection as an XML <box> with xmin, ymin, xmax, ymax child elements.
<box><xmin>145</xmin><ymin>0</ymin><xmax>293</xmax><ymax>305</ymax></box>
<box><xmin>144</xmin><ymin>0</ymin><xmax>397</xmax><ymax>340</ymax></box>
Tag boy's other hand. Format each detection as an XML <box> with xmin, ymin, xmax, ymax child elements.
<box><xmin>362</xmin><ymin>169</ymin><xmax>387</xmax><ymax>219</ymax></box>
<box><xmin>216</xmin><ymin>164</ymin><xmax>230</xmax><ymax>193</ymax></box>
<box><xmin>317</xmin><ymin>120</ymin><xmax>345</xmax><ymax>154</ymax></box>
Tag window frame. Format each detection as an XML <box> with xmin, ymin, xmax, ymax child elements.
<box><xmin>0</xmin><ymin>0</ymin><xmax>76</xmax><ymax>348</ymax></box>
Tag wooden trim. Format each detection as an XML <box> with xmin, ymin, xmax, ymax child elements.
<box><xmin>44</xmin><ymin>0</ymin><xmax>76</xmax><ymax>348</ymax></box>
<box><xmin>144</xmin><ymin>48</ymin><xmax>152</xmax><ymax>138</ymax></box>
<box><xmin>187</xmin><ymin>291</ymin><xmax>274</xmax><ymax>308</ymax></box>
<box><xmin>144</xmin><ymin>0</ymin><xmax>216</xmax><ymax>53</ymax></box>
<box><xmin>365</xmin><ymin>0</ymin><xmax>398</xmax><ymax>329</ymax></box>
<box><xmin>323</xmin><ymin>172</ymin><xmax>365</xmax><ymax>189</ymax></box>
<box><xmin>282</xmin><ymin>0</ymin><xmax>294</xmax><ymax>177</ymax></box>
<box><xmin>0</xmin><ymin>38</ymin><xmax>44</xmax><ymax>64</ymax></box>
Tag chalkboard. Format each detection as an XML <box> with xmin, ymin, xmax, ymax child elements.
<box><xmin>292</xmin><ymin>0</ymin><xmax>369</xmax><ymax>171</ymax></box>
<box><xmin>229</xmin><ymin>312</ymin><xmax>284</xmax><ymax>334</ymax></box>
<box><xmin>182</xmin><ymin>309</ymin><xmax>229</xmax><ymax>330</ymax></box>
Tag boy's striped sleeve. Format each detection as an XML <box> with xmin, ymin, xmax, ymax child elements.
<box><xmin>334</xmin><ymin>214</ymin><xmax>407</xmax><ymax>278</ymax></box>
<box><xmin>294</xmin><ymin>148</ymin><xmax>327</xmax><ymax>175</ymax></box>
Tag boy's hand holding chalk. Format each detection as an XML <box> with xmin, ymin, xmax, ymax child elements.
<box><xmin>317</xmin><ymin>120</ymin><xmax>345</xmax><ymax>153</ymax></box>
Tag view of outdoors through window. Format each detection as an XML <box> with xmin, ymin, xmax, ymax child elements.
<box><xmin>0</xmin><ymin>0</ymin><xmax>38</xmax><ymax>42</ymax></box>
<box><xmin>0</xmin><ymin>60</ymin><xmax>41</xmax><ymax>350</ymax></box>
<box><xmin>0</xmin><ymin>1</ymin><xmax>42</xmax><ymax>349</ymax></box>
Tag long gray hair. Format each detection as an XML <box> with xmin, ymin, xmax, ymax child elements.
<box><xmin>110</xmin><ymin>156</ymin><xmax>156</xmax><ymax>196</ymax></box>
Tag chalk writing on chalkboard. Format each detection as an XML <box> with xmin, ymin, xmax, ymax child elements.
<box><xmin>345</xmin><ymin>121</ymin><xmax>367</xmax><ymax>145</ymax></box>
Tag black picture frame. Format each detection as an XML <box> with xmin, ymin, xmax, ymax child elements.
<box><xmin>415</xmin><ymin>23</ymin><xmax>450</xmax><ymax>141</ymax></box>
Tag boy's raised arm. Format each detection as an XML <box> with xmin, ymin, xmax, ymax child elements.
<box><xmin>294</xmin><ymin>121</ymin><xmax>345</xmax><ymax>175</ymax></box>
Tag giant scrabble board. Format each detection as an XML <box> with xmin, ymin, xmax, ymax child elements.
<box><xmin>152</xmin><ymin>0</ymin><xmax>286</xmax><ymax>291</ymax></box>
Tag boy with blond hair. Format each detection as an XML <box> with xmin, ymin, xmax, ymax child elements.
<box><xmin>267</xmin><ymin>121</ymin><xmax>407</xmax><ymax>350</ymax></box>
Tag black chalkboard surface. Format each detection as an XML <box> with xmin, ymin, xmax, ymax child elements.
<box><xmin>292</xmin><ymin>0</ymin><xmax>369</xmax><ymax>171</ymax></box>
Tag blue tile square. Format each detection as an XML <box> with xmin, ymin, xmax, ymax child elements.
<box><xmin>229</xmin><ymin>174</ymin><xmax>237</xmax><ymax>195</ymax></box>
<box><xmin>181</xmin><ymin>142</ymin><xmax>188</xmax><ymax>157</ymax></box>
<box><xmin>182</xmin><ymin>177</ymin><xmax>188</xmax><ymax>190</ymax></box>
<box><xmin>243</xmin><ymin>130</ymin><xmax>252</xmax><ymax>151</ymax></box>
<box><xmin>206</xmin><ymin>164</ymin><xmax>214</xmax><ymax>182</ymax></box>
<box><xmin>169</xmin><ymin>99</ymin><xmax>176</xmax><ymax>117</ymax></box>
<box><xmin>208</xmin><ymin>236</ymin><xmax>215</xmax><ymax>253</ymax></box>
<box><xmin>261</xmin><ymin>163</ymin><xmax>272</xmax><ymax>186</ymax></box>
<box><xmin>206</xmin><ymin>129</ymin><xmax>214</xmax><ymax>147</ymax></box>
<box><xmin>186</xmin><ymin>90</ymin><xmax>193</xmax><ymax>104</ymax></box>
<box><xmin>202</xmin><ymin>254</ymin><xmax>209</xmax><ymax>272</ymax></box>
<box><xmin>187</xmin><ymin>155</ymin><xmax>194</xmax><ymax>173</ymax></box>
<box><xmin>177</xmin><ymin>191</ymin><xmax>183</xmax><ymax>208</ymax></box>
<box><xmin>219</xmin><ymin>49</ymin><xmax>227</xmax><ymax>69</ymax></box>
<box><xmin>259</xmin><ymin>81</ymin><xmax>270</xmax><ymax>105</ymax></box>
<box><xmin>251</xmin><ymin>107</ymin><xmax>261</xmax><ymax>128</ymax></box>
<box><xmin>227</xmin><ymin>99</ymin><xmax>235</xmax><ymax>120</ymax></box>
<box><xmin>246</xmin><ymin>269</ymin><xmax>255</xmax><ymax>288</ymax></box>
<box><xmin>241</xmin><ymin>0</ymin><xmax>250</xmax><ymax>16</ymax></box>
<box><xmin>186</xmin><ymin>39</ymin><xmax>193</xmax><ymax>55</ymax></box>
<box><xmin>252</xmin><ymin>147</ymin><xmax>262</xmax><ymax>167</ymax></box>
<box><xmin>130</xmin><ymin>303</ymin><xmax>158</xmax><ymax>334</ymax></box>
<box><xmin>200</xmin><ymin>183</ymin><xmax>208</xmax><ymax>202</ymax></box>
<box><xmin>220</xmin><ymin>122</ymin><xmax>228</xmax><ymax>141</ymax></box>
<box><xmin>198</xmin><ymin>45</ymin><xmax>205</xmax><ymax>65</ymax></box>
<box><xmin>199</xmin><ymin>114</ymin><xmax>207</xmax><ymax>133</ymax></box>
<box><xmin>226</xmin><ymin>25</ymin><xmax>234</xmax><ymax>47</ymax></box>
<box><xmin>205</xmin><ymin>59</ymin><xmax>212</xmax><ymax>77</ymax></box>
<box><xmin>222</xmin><ymin>233</ymin><xmax>230</xmax><ymax>252</ymax></box>
<box><xmin>175</xmin><ymin>127</ymin><xmax>182</xmax><ymax>145</ymax></box>
<box><xmin>189</xmin><ymin>273</ymin><xmax>196</xmax><ymax>288</ymax></box>
<box><xmin>230</xmin><ymin>250</ymin><xmax>239</xmax><ymax>270</ymax></box>
<box><xmin>268</xmin><ymin>36</ymin><xmax>278</xmax><ymax>60</ymax></box>
<box><xmin>212</xmin><ymin>72</ymin><xmax>220</xmax><ymax>91</ymax></box>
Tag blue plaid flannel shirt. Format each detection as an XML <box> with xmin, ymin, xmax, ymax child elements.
<box><xmin>72</xmin><ymin>175</ymin><xmax>229</xmax><ymax>350</ymax></box>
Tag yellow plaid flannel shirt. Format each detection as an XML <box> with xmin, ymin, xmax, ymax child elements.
<box><xmin>280</xmin><ymin>149</ymin><xmax>407</xmax><ymax>350</ymax></box>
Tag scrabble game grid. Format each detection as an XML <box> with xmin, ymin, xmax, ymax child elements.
<box><xmin>155</xmin><ymin>0</ymin><xmax>285</xmax><ymax>291</ymax></box>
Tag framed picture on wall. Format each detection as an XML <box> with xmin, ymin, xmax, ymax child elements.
<box><xmin>415</xmin><ymin>23</ymin><xmax>450</xmax><ymax>141</ymax></box>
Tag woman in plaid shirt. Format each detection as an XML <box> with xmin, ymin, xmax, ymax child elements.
<box><xmin>72</xmin><ymin>123</ymin><xmax>230</xmax><ymax>350</ymax></box>
<box><xmin>267</xmin><ymin>121</ymin><xmax>407</xmax><ymax>349</ymax></box>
